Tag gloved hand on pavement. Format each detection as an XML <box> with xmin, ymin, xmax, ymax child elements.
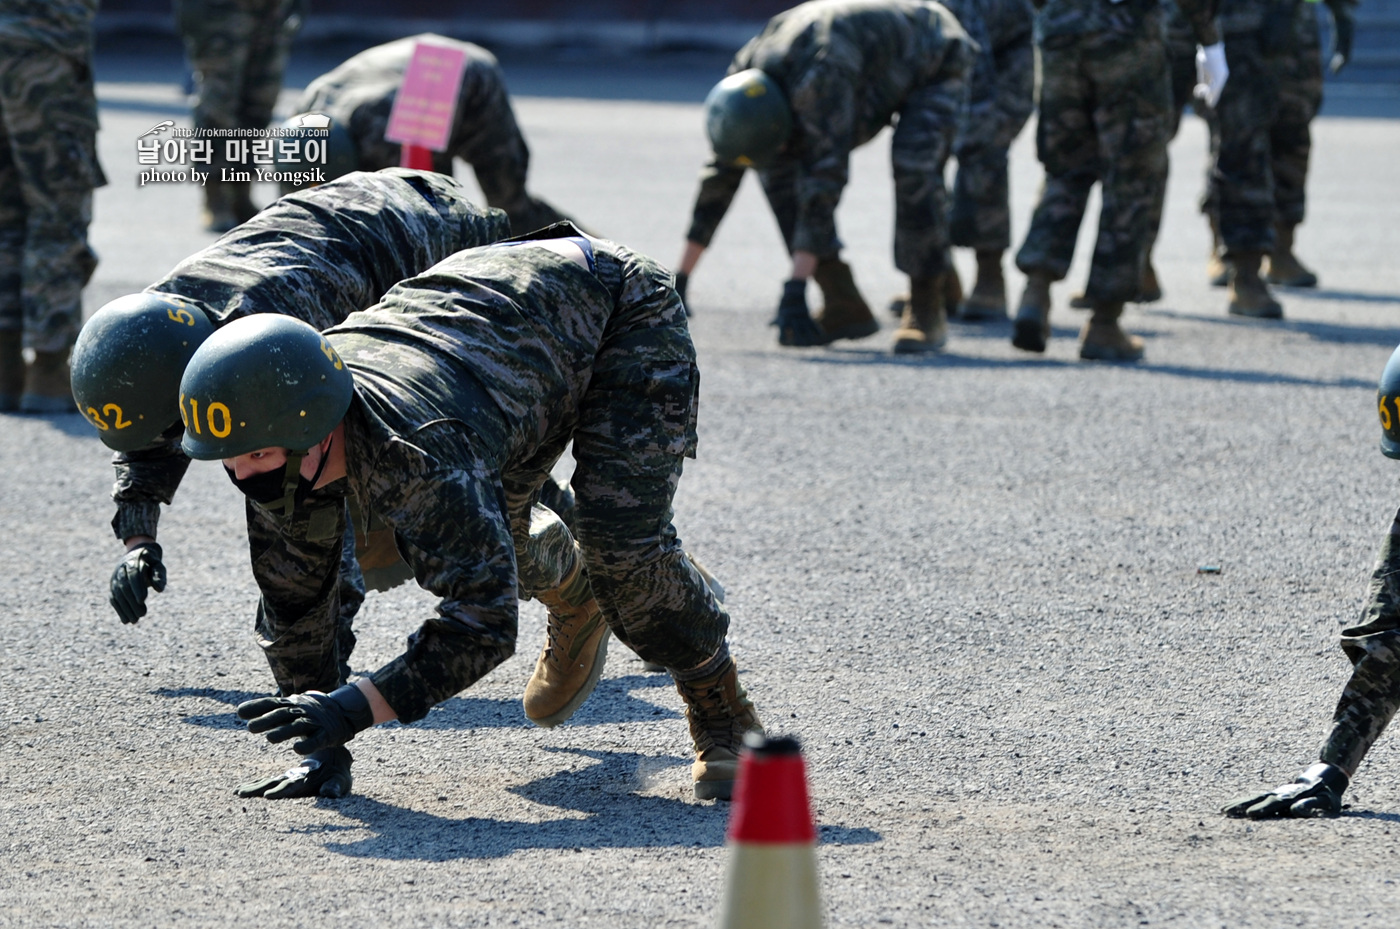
<box><xmin>774</xmin><ymin>279</ymin><xmax>828</xmax><ymax>347</ymax></box>
<box><xmin>236</xmin><ymin>746</ymin><xmax>353</xmax><ymax>799</ymax></box>
<box><xmin>1194</xmin><ymin>43</ymin><xmax>1229</xmax><ymax>108</ymax></box>
<box><xmin>237</xmin><ymin>684</ymin><xmax>375</xmax><ymax>755</ymax></box>
<box><xmin>109</xmin><ymin>542</ymin><xmax>167</xmax><ymax>624</ymax></box>
<box><xmin>1221</xmin><ymin>762</ymin><xmax>1348</xmax><ymax>819</ymax></box>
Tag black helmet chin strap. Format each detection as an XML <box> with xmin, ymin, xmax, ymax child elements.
<box><xmin>271</xmin><ymin>450</ymin><xmax>306</xmax><ymax>518</ymax></box>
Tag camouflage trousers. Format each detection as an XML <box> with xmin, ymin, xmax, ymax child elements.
<box><xmin>949</xmin><ymin>142</ymin><xmax>1014</xmax><ymax>252</ymax></box>
<box><xmin>175</xmin><ymin>0</ymin><xmax>302</xmax><ymax>173</ymax></box>
<box><xmin>1015</xmin><ymin>29</ymin><xmax>1170</xmax><ymax>303</ymax></box>
<box><xmin>1143</xmin><ymin>37</ymin><xmax>1201</xmax><ymax>264</ymax></box>
<box><xmin>1319</xmin><ymin>508</ymin><xmax>1400</xmax><ymax>775</ymax></box>
<box><xmin>0</xmin><ymin>38</ymin><xmax>102</xmax><ymax>352</ymax></box>
<box><xmin>1202</xmin><ymin>32</ymin><xmax>1322</xmax><ymax>247</ymax></box>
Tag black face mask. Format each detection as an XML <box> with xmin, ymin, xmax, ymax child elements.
<box><xmin>224</xmin><ymin>440</ymin><xmax>331</xmax><ymax>516</ymax></box>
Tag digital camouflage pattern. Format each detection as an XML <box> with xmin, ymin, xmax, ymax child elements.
<box><xmin>251</xmin><ymin>229</ymin><xmax>728</xmax><ymax>722</ymax></box>
<box><xmin>1319</xmin><ymin>508</ymin><xmax>1400</xmax><ymax>775</ymax></box>
<box><xmin>1205</xmin><ymin>0</ymin><xmax>1350</xmax><ymax>250</ymax></box>
<box><xmin>949</xmin><ymin>0</ymin><xmax>1034</xmax><ymax>252</ymax></box>
<box><xmin>685</xmin><ymin>0</ymin><xmax>975</xmax><ymax>278</ymax></box>
<box><xmin>174</xmin><ymin>0</ymin><xmax>303</xmax><ymax>176</ymax></box>
<box><xmin>0</xmin><ymin>0</ymin><xmax>104</xmax><ymax>353</ymax></box>
<box><xmin>296</xmin><ymin>35</ymin><xmax>577</xmax><ymax>236</ymax></box>
<box><xmin>1014</xmin><ymin>0</ymin><xmax>1216</xmax><ymax>303</ymax></box>
<box><xmin>111</xmin><ymin>168</ymin><xmax>510</xmax><ymax>543</ymax></box>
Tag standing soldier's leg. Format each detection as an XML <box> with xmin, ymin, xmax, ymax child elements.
<box><xmin>229</xmin><ymin>0</ymin><xmax>303</xmax><ymax>224</ymax></box>
<box><xmin>177</xmin><ymin>0</ymin><xmax>256</xmax><ymax>232</ymax></box>
<box><xmin>0</xmin><ymin>43</ymin><xmax>102</xmax><ymax>411</ymax></box>
<box><xmin>1135</xmin><ymin>30</ymin><xmax>1199</xmax><ymax>306</ymax></box>
<box><xmin>1013</xmin><ymin>40</ymin><xmax>1095</xmax><ymax>353</ymax></box>
<box><xmin>1264</xmin><ymin>17</ymin><xmax>1323</xmax><ymax>288</ymax></box>
<box><xmin>1075</xmin><ymin>33</ymin><xmax>1168</xmax><ymax>362</ymax></box>
<box><xmin>1213</xmin><ymin>34</ymin><xmax>1284</xmax><ymax>319</ymax></box>
<box><xmin>571</xmin><ymin>253</ymin><xmax>759</xmax><ymax>800</ymax></box>
<box><xmin>949</xmin><ymin>142</ymin><xmax>1012</xmax><ymax>320</ymax></box>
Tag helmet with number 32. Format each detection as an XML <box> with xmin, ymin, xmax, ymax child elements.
<box><xmin>177</xmin><ymin>315</ymin><xmax>354</xmax><ymax>461</ymax></box>
<box><xmin>1380</xmin><ymin>344</ymin><xmax>1400</xmax><ymax>459</ymax></box>
<box><xmin>71</xmin><ymin>293</ymin><xmax>218</xmax><ymax>452</ymax></box>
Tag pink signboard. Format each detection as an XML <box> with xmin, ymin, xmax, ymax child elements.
<box><xmin>384</xmin><ymin>40</ymin><xmax>468</xmax><ymax>153</ymax></box>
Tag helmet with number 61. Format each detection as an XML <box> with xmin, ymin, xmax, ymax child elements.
<box><xmin>1380</xmin><ymin>344</ymin><xmax>1400</xmax><ymax>459</ymax></box>
<box><xmin>71</xmin><ymin>293</ymin><xmax>218</xmax><ymax>452</ymax></box>
<box><xmin>178</xmin><ymin>315</ymin><xmax>354</xmax><ymax>460</ymax></box>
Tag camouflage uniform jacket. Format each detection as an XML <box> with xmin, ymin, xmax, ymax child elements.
<box><xmin>0</xmin><ymin>0</ymin><xmax>98</xmax><ymax>57</ymax></box>
<box><xmin>254</xmin><ymin>234</ymin><xmax>689</xmax><ymax>721</ymax></box>
<box><xmin>1034</xmin><ymin>0</ymin><xmax>1218</xmax><ymax>47</ymax></box>
<box><xmin>109</xmin><ymin>169</ymin><xmax>510</xmax><ymax>541</ymax></box>
<box><xmin>686</xmin><ymin>0</ymin><xmax>974</xmax><ymax>254</ymax></box>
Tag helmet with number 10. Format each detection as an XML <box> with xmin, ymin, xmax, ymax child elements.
<box><xmin>178</xmin><ymin>315</ymin><xmax>354</xmax><ymax>461</ymax></box>
<box><xmin>71</xmin><ymin>293</ymin><xmax>218</xmax><ymax>452</ymax></box>
<box><xmin>1379</xmin><ymin>344</ymin><xmax>1400</xmax><ymax>459</ymax></box>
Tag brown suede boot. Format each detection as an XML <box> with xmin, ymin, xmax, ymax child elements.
<box><xmin>202</xmin><ymin>181</ymin><xmax>239</xmax><ymax>233</ymax></box>
<box><xmin>891</xmin><ymin>274</ymin><xmax>947</xmax><ymax>354</ymax></box>
<box><xmin>1207</xmin><ymin>215</ymin><xmax>1229</xmax><ymax>287</ymax></box>
<box><xmin>1136</xmin><ymin>261</ymin><xmax>1163</xmax><ymax>303</ymax></box>
<box><xmin>19</xmin><ymin>347</ymin><xmax>76</xmax><ymax>412</ymax></box>
<box><xmin>1264</xmin><ymin>223</ymin><xmax>1318</xmax><ymax>288</ymax></box>
<box><xmin>523</xmin><ymin>561</ymin><xmax>610</xmax><ymax>728</ymax></box>
<box><xmin>0</xmin><ymin>330</ymin><xmax>22</xmax><ymax>411</ymax></box>
<box><xmin>959</xmin><ymin>250</ymin><xmax>1007</xmax><ymax>321</ymax></box>
<box><xmin>1011</xmin><ymin>272</ymin><xmax>1053</xmax><ymax>353</ymax></box>
<box><xmin>675</xmin><ymin>653</ymin><xmax>763</xmax><ymax>800</ymax></box>
<box><xmin>1079</xmin><ymin>302</ymin><xmax>1145</xmax><ymax>362</ymax></box>
<box><xmin>812</xmin><ymin>258</ymin><xmax>879</xmax><ymax>342</ymax></box>
<box><xmin>1228</xmin><ymin>252</ymin><xmax>1284</xmax><ymax>319</ymax></box>
<box><xmin>887</xmin><ymin>267</ymin><xmax>960</xmax><ymax>320</ymax></box>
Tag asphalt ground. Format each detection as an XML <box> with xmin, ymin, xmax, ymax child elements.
<box><xmin>4</xmin><ymin>35</ymin><xmax>1400</xmax><ymax>928</ymax></box>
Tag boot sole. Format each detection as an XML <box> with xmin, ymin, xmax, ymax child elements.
<box><xmin>1265</xmin><ymin>273</ymin><xmax>1318</xmax><ymax>288</ymax></box>
<box><xmin>1011</xmin><ymin>318</ymin><xmax>1048</xmax><ymax>353</ymax></box>
<box><xmin>892</xmin><ymin>335</ymin><xmax>945</xmax><ymax>354</ymax></box>
<box><xmin>1228</xmin><ymin>303</ymin><xmax>1284</xmax><ymax>320</ymax></box>
<box><xmin>1079</xmin><ymin>344</ymin><xmax>1144</xmax><ymax>362</ymax></box>
<box><xmin>694</xmin><ymin>778</ymin><xmax>735</xmax><ymax>801</ymax></box>
<box><xmin>525</xmin><ymin>630</ymin><xmax>610</xmax><ymax>728</ymax></box>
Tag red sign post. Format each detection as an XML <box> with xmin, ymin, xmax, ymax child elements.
<box><xmin>384</xmin><ymin>39</ymin><xmax>468</xmax><ymax>171</ymax></box>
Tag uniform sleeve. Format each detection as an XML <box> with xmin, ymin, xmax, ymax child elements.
<box><xmin>365</xmin><ymin>449</ymin><xmax>520</xmax><ymax>724</ymax></box>
<box><xmin>1174</xmin><ymin>0</ymin><xmax>1220</xmax><ymax>46</ymax></box>
<box><xmin>684</xmin><ymin>159</ymin><xmax>748</xmax><ymax>247</ymax></box>
<box><xmin>786</xmin><ymin>61</ymin><xmax>857</xmax><ymax>257</ymax></box>
<box><xmin>109</xmin><ymin>422</ymin><xmax>192</xmax><ymax>541</ymax></box>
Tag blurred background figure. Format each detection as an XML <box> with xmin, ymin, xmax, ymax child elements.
<box><xmin>0</xmin><ymin>0</ymin><xmax>106</xmax><ymax>413</ymax></box>
<box><xmin>288</xmin><ymin>34</ymin><xmax>584</xmax><ymax>235</ymax></box>
<box><xmin>175</xmin><ymin>0</ymin><xmax>305</xmax><ymax>232</ymax></box>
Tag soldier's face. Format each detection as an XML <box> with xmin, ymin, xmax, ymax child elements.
<box><xmin>223</xmin><ymin>446</ymin><xmax>320</xmax><ymax>481</ymax></box>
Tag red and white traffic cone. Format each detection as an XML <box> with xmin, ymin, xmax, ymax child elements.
<box><xmin>719</xmin><ymin>733</ymin><xmax>822</xmax><ymax>929</ymax></box>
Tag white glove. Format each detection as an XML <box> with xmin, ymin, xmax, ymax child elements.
<box><xmin>1194</xmin><ymin>43</ymin><xmax>1229</xmax><ymax>109</ymax></box>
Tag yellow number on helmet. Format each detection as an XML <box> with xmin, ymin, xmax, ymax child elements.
<box><xmin>85</xmin><ymin>406</ymin><xmax>110</xmax><ymax>431</ymax></box>
<box><xmin>320</xmin><ymin>339</ymin><xmax>343</xmax><ymax>370</ymax></box>
<box><xmin>1382</xmin><ymin>396</ymin><xmax>1394</xmax><ymax>432</ymax></box>
<box><xmin>103</xmin><ymin>403</ymin><xmax>133</xmax><ymax>430</ymax></box>
<box><xmin>207</xmin><ymin>401</ymin><xmax>232</xmax><ymax>438</ymax></box>
<box><xmin>167</xmin><ymin>306</ymin><xmax>197</xmax><ymax>327</ymax></box>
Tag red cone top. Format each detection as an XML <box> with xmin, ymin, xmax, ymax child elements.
<box><xmin>727</xmin><ymin>734</ymin><xmax>817</xmax><ymax>844</ymax></box>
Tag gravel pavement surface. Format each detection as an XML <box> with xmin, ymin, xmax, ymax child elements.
<box><xmin>4</xmin><ymin>36</ymin><xmax>1400</xmax><ymax>928</ymax></box>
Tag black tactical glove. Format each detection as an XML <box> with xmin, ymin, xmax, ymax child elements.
<box><xmin>1221</xmin><ymin>762</ymin><xmax>1349</xmax><ymax>819</ymax></box>
<box><xmin>109</xmin><ymin>542</ymin><xmax>168</xmax><ymax>624</ymax></box>
<box><xmin>1330</xmin><ymin>8</ymin><xmax>1354</xmax><ymax>75</ymax></box>
<box><xmin>674</xmin><ymin>270</ymin><xmax>690</xmax><ymax>315</ymax></box>
<box><xmin>237</xmin><ymin>684</ymin><xmax>374</xmax><ymax>755</ymax></box>
<box><xmin>774</xmin><ymin>279</ymin><xmax>828</xmax><ymax>347</ymax></box>
<box><xmin>236</xmin><ymin>746</ymin><xmax>353</xmax><ymax>799</ymax></box>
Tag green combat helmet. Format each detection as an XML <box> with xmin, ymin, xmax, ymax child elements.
<box><xmin>71</xmin><ymin>293</ymin><xmax>217</xmax><ymax>452</ymax></box>
<box><xmin>1379</xmin><ymin>343</ymin><xmax>1400</xmax><ymax>459</ymax></box>
<box><xmin>276</xmin><ymin>113</ymin><xmax>358</xmax><ymax>195</ymax></box>
<box><xmin>704</xmin><ymin>69</ymin><xmax>792</xmax><ymax>168</ymax></box>
<box><xmin>178</xmin><ymin>315</ymin><xmax>353</xmax><ymax>462</ymax></box>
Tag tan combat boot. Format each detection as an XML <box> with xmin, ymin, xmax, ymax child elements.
<box><xmin>1206</xmin><ymin>215</ymin><xmax>1229</xmax><ymax>287</ymax></box>
<box><xmin>891</xmin><ymin>274</ymin><xmax>947</xmax><ymax>354</ymax></box>
<box><xmin>812</xmin><ymin>258</ymin><xmax>879</xmax><ymax>342</ymax></box>
<box><xmin>959</xmin><ymin>250</ymin><xmax>1007</xmax><ymax>321</ymax></box>
<box><xmin>202</xmin><ymin>181</ymin><xmax>239</xmax><ymax>233</ymax></box>
<box><xmin>886</xmin><ymin>266</ymin><xmax>961</xmax><ymax>319</ymax></box>
<box><xmin>523</xmin><ymin>561</ymin><xmax>610</xmax><ymax>728</ymax></box>
<box><xmin>0</xmin><ymin>330</ymin><xmax>22</xmax><ymax>411</ymax></box>
<box><xmin>1079</xmin><ymin>302</ymin><xmax>1145</xmax><ymax>362</ymax></box>
<box><xmin>1011</xmin><ymin>272</ymin><xmax>1053</xmax><ymax>353</ymax></box>
<box><xmin>19</xmin><ymin>347</ymin><xmax>76</xmax><ymax>412</ymax></box>
<box><xmin>675</xmin><ymin>654</ymin><xmax>763</xmax><ymax>800</ymax></box>
<box><xmin>1228</xmin><ymin>252</ymin><xmax>1284</xmax><ymax>319</ymax></box>
<box><xmin>1264</xmin><ymin>223</ymin><xmax>1318</xmax><ymax>288</ymax></box>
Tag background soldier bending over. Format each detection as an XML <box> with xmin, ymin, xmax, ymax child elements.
<box><xmin>288</xmin><ymin>34</ymin><xmax>584</xmax><ymax>236</ymax></box>
<box><xmin>178</xmin><ymin>228</ymin><xmax>763</xmax><ymax>802</ymax></box>
<box><xmin>675</xmin><ymin>0</ymin><xmax>974</xmax><ymax>355</ymax></box>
